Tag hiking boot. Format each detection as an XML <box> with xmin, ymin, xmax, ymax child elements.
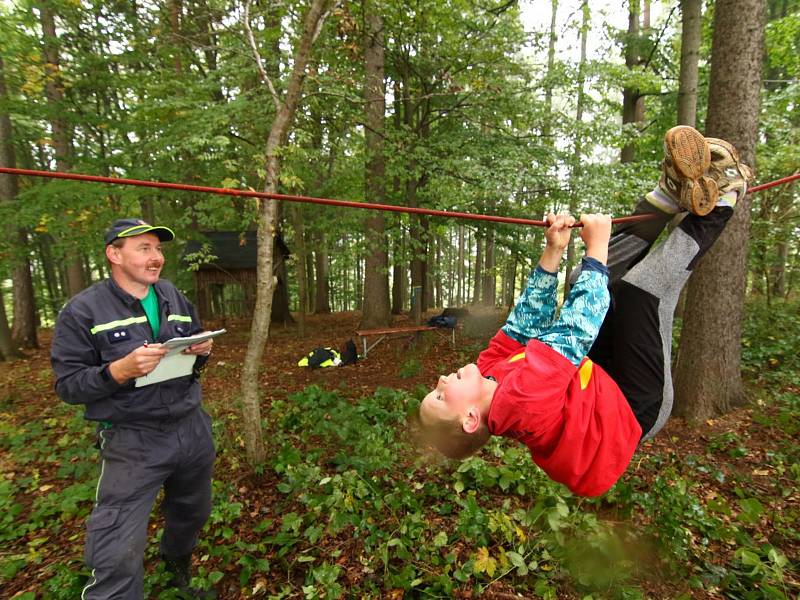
<box><xmin>659</xmin><ymin>125</ymin><xmax>719</xmax><ymax>216</ymax></box>
<box><xmin>162</xmin><ymin>554</ymin><xmax>217</xmax><ymax>599</ymax></box>
<box><xmin>705</xmin><ymin>137</ymin><xmax>754</xmax><ymax>207</ymax></box>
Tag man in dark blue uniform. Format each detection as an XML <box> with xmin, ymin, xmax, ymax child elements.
<box><xmin>52</xmin><ymin>219</ymin><xmax>217</xmax><ymax>599</ymax></box>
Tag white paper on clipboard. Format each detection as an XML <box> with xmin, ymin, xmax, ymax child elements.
<box><xmin>134</xmin><ymin>329</ymin><xmax>226</xmax><ymax>387</ymax></box>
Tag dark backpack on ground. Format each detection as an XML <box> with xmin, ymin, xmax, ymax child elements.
<box><xmin>340</xmin><ymin>339</ymin><xmax>358</xmax><ymax>366</ymax></box>
<box><xmin>426</xmin><ymin>313</ymin><xmax>457</xmax><ymax>328</ymax></box>
<box><xmin>298</xmin><ymin>347</ymin><xmax>341</xmax><ymax>368</ymax></box>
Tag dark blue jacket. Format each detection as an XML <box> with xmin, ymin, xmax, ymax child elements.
<box><xmin>51</xmin><ymin>277</ymin><xmax>208</xmax><ymax>427</ymax></box>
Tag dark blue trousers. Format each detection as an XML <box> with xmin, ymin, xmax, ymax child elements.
<box><xmin>81</xmin><ymin>408</ymin><xmax>216</xmax><ymax>600</ymax></box>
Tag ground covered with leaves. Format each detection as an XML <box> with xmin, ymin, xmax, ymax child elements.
<box><xmin>1</xmin><ymin>305</ymin><xmax>798</xmax><ymax>599</ymax></box>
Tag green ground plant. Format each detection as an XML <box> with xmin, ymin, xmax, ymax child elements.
<box><xmin>1</xmin><ymin>302</ymin><xmax>797</xmax><ymax>598</ymax></box>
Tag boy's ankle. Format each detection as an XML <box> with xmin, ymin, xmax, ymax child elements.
<box><xmin>645</xmin><ymin>187</ymin><xmax>682</xmax><ymax>214</ymax></box>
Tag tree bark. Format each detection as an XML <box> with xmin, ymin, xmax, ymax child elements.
<box><xmin>40</xmin><ymin>2</ymin><xmax>85</xmax><ymax>297</ymax></box>
<box><xmin>37</xmin><ymin>233</ymin><xmax>62</xmax><ymax>317</ymax></box>
<box><xmin>290</xmin><ymin>207</ymin><xmax>308</xmax><ymax>337</ymax></box>
<box><xmin>457</xmin><ymin>225</ymin><xmax>465</xmax><ymax>305</ymax></box>
<box><xmin>673</xmin><ymin>0</ymin><xmax>766</xmax><ymax>420</ymax></box>
<box><xmin>314</xmin><ymin>232</ymin><xmax>331</xmax><ymax>313</ymax></box>
<box><xmin>621</xmin><ymin>0</ymin><xmax>642</xmax><ymax>163</ymax></box>
<box><xmin>677</xmin><ymin>0</ymin><xmax>701</xmax><ymax>126</ymax></box>
<box><xmin>0</xmin><ymin>285</ymin><xmax>20</xmax><ymax>361</ymax></box>
<box><xmin>564</xmin><ymin>0</ymin><xmax>589</xmax><ymax>298</ymax></box>
<box><xmin>305</xmin><ymin>244</ymin><xmax>315</xmax><ymax>312</ymax></box>
<box><xmin>170</xmin><ymin>0</ymin><xmax>183</xmax><ymax>73</ymax></box>
<box><xmin>391</xmin><ymin>228</ymin><xmax>405</xmax><ymax>314</ymax></box>
<box><xmin>360</xmin><ymin>5</ymin><xmax>390</xmax><ymax>328</ymax></box>
<box><xmin>408</xmin><ymin>177</ymin><xmax>428</xmax><ymax>322</ymax></box>
<box><xmin>0</xmin><ymin>55</ymin><xmax>37</xmax><ymax>349</ymax></box>
<box><xmin>472</xmin><ymin>234</ymin><xmax>483</xmax><ymax>304</ymax></box>
<box><xmin>542</xmin><ymin>0</ymin><xmax>558</xmax><ymax>143</ymax></box>
<box><xmin>673</xmin><ymin>0</ymin><xmax>703</xmax><ymax>321</ymax></box>
<box><xmin>481</xmin><ymin>230</ymin><xmax>495</xmax><ymax>306</ymax></box>
<box><xmin>240</xmin><ymin>0</ymin><xmax>330</xmax><ymax>464</ymax></box>
<box><xmin>270</xmin><ymin>235</ymin><xmax>295</xmax><ymax>325</ymax></box>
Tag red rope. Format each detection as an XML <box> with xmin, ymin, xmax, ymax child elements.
<box><xmin>0</xmin><ymin>167</ymin><xmax>797</xmax><ymax>228</ymax></box>
<box><xmin>748</xmin><ymin>172</ymin><xmax>800</xmax><ymax>193</ymax></box>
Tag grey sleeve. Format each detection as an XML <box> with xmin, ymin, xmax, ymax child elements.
<box><xmin>51</xmin><ymin>305</ymin><xmax>122</xmax><ymax>404</ymax></box>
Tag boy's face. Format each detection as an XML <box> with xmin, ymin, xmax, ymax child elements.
<box><xmin>420</xmin><ymin>363</ymin><xmax>483</xmax><ymax>430</ymax></box>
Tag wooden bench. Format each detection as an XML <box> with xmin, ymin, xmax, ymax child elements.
<box><xmin>355</xmin><ymin>325</ymin><xmax>456</xmax><ymax>358</ymax></box>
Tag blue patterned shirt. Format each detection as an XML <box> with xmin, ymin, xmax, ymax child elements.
<box><xmin>502</xmin><ymin>258</ymin><xmax>610</xmax><ymax>366</ymax></box>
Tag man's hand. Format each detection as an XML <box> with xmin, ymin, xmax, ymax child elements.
<box><xmin>579</xmin><ymin>213</ymin><xmax>612</xmax><ymax>264</ymax></box>
<box><xmin>109</xmin><ymin>344</ymin><xmax>168</xmax><ymax>384</ymax></box>
<box><xmin>183</xmin><ymin>338</ymin><xmax>213</xmax><ymax>357</ymax></box>
<box><xmin>539</xmin><ymin>213</ymin><xmax>575</xmax><ymax>272</ymax></box>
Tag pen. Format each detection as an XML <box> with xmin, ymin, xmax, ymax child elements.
<box><xmin>144</xmin><ymin>340</ymin><xmax>148</xmax><ymax>347</ymax></box>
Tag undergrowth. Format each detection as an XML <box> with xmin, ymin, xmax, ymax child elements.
<box><xmin>1</xmin><ymin>300</ymin><xmax>797</xmax><ymax>598</ymax></box>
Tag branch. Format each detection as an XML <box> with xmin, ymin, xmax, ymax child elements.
<box><xmin>243</xmin><ymin>0</ymin><xmax>281</xmax><ymax>111</ymax></box>
<box><xmin>642</xmin><ymin>5</ymin><xmax>678</xmax><ymax>72</ymax></box>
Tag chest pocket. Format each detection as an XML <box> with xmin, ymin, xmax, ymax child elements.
<box><xmin>92</xmin><ymin>317</ymin><xmax>148</xmax><ymax>362</ymax></box>
<box><xmin>106</xmin><ymin>328</ymin><xmax>132</xmax><ymax>344</ymax></box>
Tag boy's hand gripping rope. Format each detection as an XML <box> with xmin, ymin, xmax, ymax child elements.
<box><xmin>0</xmin><ymin>168</ymin><xmax>797</xmax><ymax>227</ymax></box>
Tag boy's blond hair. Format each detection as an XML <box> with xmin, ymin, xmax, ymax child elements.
<box><xmin>421</xmin><ymin>412</ymin><xmax>491</xmax><ymax>460</ymax></box>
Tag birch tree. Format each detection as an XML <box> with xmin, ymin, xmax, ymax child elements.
<box><xmin>240</xmin><ymin>0</ymin><xmax>332</xmax><ymax>464</ymax></box>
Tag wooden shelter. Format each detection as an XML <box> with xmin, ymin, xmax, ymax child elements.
<box><xmin>184</xmin><ymin>231</ymin><xmax>292</xmax><ymax>321</ymax></box>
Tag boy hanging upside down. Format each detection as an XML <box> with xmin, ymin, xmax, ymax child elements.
<box><xmin>419</xmin><ymin>126</ymin><xmax>753</xmax><ymax>496</ymax></box>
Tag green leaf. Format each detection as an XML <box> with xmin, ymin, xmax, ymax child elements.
<box><xmin>473</xmin><ymin>547</ymin><xmax>497</xmax><ymax>577</ymax></box>
<box><xmin>208</xmin><ymin>570</ymin><xmax>224</xmax><ymax>584</ymax></box>
<box><xmin>737</xmin><ymin>498</ymin><xmax>764</xmax><ymax>524</ymax></box>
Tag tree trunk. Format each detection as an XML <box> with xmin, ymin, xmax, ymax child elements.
<box><xmin>270</xmin><ymin>235</ymin><xmax>295</xmax><ymax>325</ymax></box>
<box><xmin>391</xmin><ymin>228</ymin><xmax>405</xmax><ymax>314</ymax></box>
<box><xmin>481</xmin><ymin>230</ymin><xmax>495</xmax><ymax>306</ymax></box>
<box><xmin>542</xmin><ymin>0</ymin><xmax>557</xmax><ymax>143</ymax></box>
<box><xmin>0</xmin><ymin>55</ymin><xmax>37</xmax><ymax>349</ymax></box>
<box><xmin>621</xmin><ymin>0</ymin><xmax>642</xmax><ymax>163</ymax></box>
<box><xmin>472</xmin><ymin>234</ymin><xmax>483</xmax><ymax>304</ymax></box>
<box><xmin>0</xmin><ymin>285</ymin><xmax>20</xmax><ymax>361</ymax></box>
<box><xmin>673</xmin><ymin>0</ymin><xmax>703</xmax><ymax>322</ymax></box>
<box><xmin>457</xmin><ymin>225</ymin><xmax>465</xmax><ymax>305</ymax></box>
<box><xmin>314</xmin><ymin>232</ymin><xmax>331</xmax><ymax>313</ymax></box>
<box><xmin>677</xmin><ymin>0</ymin><xmax>701</xmax><ymax>126</ymax></box>
<box><xmin>769</xmin><ymin>187</ymin><xmax>794</xmax><ymax>298</ymax></box>
<box><xmin>360</xmin><ymin>5</ymin><xmax>390</xmax><ymax>328</ymax></box>
<box><xmin>503</xmin><ymin>245</ymin><xmax>518</xmax><ymax>308</ymax></box>
<box><xmin>564</xmin><ymin>0</ymin><xmax>589</xmax><ymax>299</ymax></box>
<box><xmin>305</xmin><ymin>244</ymin><xmax>315</xmax><ymax>312</ymax></box>
<box><xmin>240</xmin><ymin>0</ymin><xmax>330</xmax><ymax>465</ymax></box>
<box><xmin>290</xmin><ymin>208</ymin><xmax>307</xmax><ymax>337</ymax></box>
<box><xmin>673</xmin><ymin>0</ymin><xmax>766</xmax><ymax>421</ymax></box>
<box><xmin>433</xmin><ymin>234</ymin><xmax>444</xmax><ymax>308</ymax></box>
<box><xmin>40</xmin><ymin>3</ymin><xmax>85</xmax><ymax>297</ymax></box>
<box><xmin>408</xmin><ymin>176</ymin><xmax>428</xmax><ymax>322</ymax></box>
<box><xmin>170</xmin><ymin>0</ymin><xmax>183</xmax><ymax>73</ymax></box>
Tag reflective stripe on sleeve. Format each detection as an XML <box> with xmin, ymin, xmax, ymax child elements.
<box><xmin>167</xmin><ymin>314</ymin><xmax>193</xmax><ymax>322</ymax></box>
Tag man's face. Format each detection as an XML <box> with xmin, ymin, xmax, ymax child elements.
<box><xmin>108</xmin><ymin>232</ymin><xmax>164</xmax><ymax>288</ymax></box>
<box><xmin>419</xmin><ymin>363</ymin><xmax>483</xmax><ymax>429</ymax></box>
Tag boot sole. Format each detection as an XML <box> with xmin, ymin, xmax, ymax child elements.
<box><xmin>664</xmin><ymin>126</ymin><xmax>719</xmax><ymax>216</ymax></box>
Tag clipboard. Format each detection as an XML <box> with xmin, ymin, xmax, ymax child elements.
<box><xmin>134</xmin><ymin>329</ymin><xmax>226</xmax><ymax>387</ymax></box>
